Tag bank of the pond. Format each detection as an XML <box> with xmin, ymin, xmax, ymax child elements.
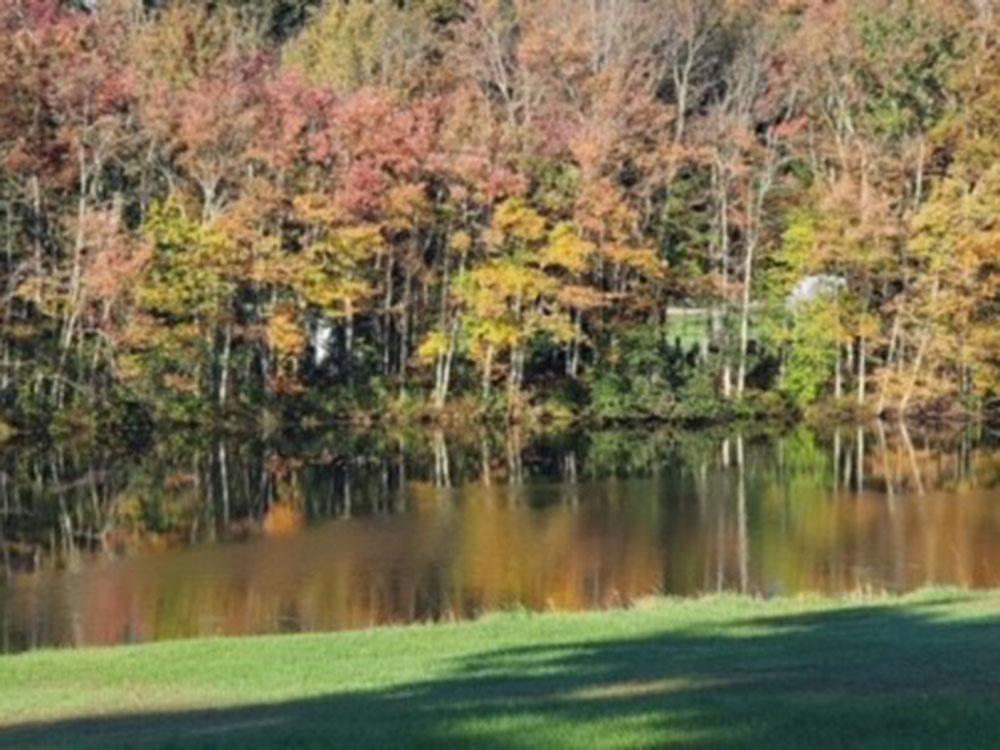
<box><xmin>2</xmin><ymin>590</ymin><xmax>1000</xmax><ymax>748</ymax></box>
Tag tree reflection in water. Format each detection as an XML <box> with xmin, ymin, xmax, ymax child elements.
<box><xmin>0</xmin><ymin>425</ymin><xmax>998</xmax><ymax>652</ymax></box>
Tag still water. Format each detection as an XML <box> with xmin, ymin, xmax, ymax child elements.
<box><xmin>1</xmin><ymin>425</ymin><xmax>998</xmax><ymax>652</ymax></box>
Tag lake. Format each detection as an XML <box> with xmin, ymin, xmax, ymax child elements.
<box><xmin>1</xmin><ymin>424</ymin><xmax>998</xmax><ymax>653</ymax></box>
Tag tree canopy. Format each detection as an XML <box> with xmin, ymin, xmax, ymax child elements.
<box><xmin>1</xmin><ymin>0</ymin><xmax>998</xmax><ymax>432</ymax></box>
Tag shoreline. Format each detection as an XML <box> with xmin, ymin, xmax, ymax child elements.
<box><xmin>3</xmin><ymin>589</ymin><xmax>1000</xmax><ymax>747</ymax></box>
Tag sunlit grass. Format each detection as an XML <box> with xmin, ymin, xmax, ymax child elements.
<box><xmin>2</xmin><ymin>590</ymin><xmax>999</xmax><ymax>748</ymax></box>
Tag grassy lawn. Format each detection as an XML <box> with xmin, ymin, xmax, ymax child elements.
<box><xmin>2</xmin><ymin>590</ymin><xmax>1000</xmax><ymax>748</ymax></box>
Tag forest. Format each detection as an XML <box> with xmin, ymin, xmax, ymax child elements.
<box><xmin>1</xmin><ymin>0</ymin><xmax>999</xmax><ymax>437</ymax></box>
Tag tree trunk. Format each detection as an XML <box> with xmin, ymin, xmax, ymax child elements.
<box><xmin>736</xmin><ymin>239</ymin><xmax>755</xmax><ymax>398</ymax></box>
<box><xmin>398</xmin><ymin>270</ymin><xmax>412</xmax><ymax>384</ymax></box>
<box><xmin>218</xmin><ymin>323</ymin><xmax>232</xmax><ymax>409</ymax></box>
<box><xmin>855</xmin><ymin>426</ymin><xmax>865</xmax><ymax>493</ymax></box>
<box><xmin>382</xmin><ymin>253</ymin><xmax>394</xmax><ymax>376</ymax></box>
<box><xmin>834</xmin><ymin>344</ymin><xmax>843</xmax><ymax>399</ymax></box>
<box><xmin>433</xmin><ymin>319</ymin><xmax>460</xmax><ymax>409</ymax></box>
<box><xmin>899</xmin><ymin>332</ymin><xmax>929</xmax><ymax>417</ymax></box>
<box><xmin>482</xmin><ymin>344</ymin><xmax>494</xmax><ymax>400</ymax></box>
<box><xmin>856</xmin><ymin>336</ymin><xmax>867</xmax><ymax>407</ymax></box>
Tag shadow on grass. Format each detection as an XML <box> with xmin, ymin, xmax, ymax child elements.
<box><xmin>3</xmin><ymin>596</ymin><xmax>1000</xmax><ymax>749</ymax></box>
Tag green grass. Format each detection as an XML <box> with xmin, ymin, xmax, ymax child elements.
<box><xmin>2</xmin><ymin>590</ymin><xmax>1000</xmax><ymax>748</ymax></box>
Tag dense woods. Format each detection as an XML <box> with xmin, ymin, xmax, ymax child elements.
<box><xmin>1</xmin><ymin>0</ymin><xmax>999</xmax><ymax>435</ymax></box>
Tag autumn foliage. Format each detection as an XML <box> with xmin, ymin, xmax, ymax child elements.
<box><xmin>0</xmin><ymin>0</ymin><xmax>998</xmax><ymax>430</ymax></box>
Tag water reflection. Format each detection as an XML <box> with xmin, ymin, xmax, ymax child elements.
<box><xmin>1</xmin><ymin>425</ymin><xmax>998</xmax><ymax>652</ymax></box>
